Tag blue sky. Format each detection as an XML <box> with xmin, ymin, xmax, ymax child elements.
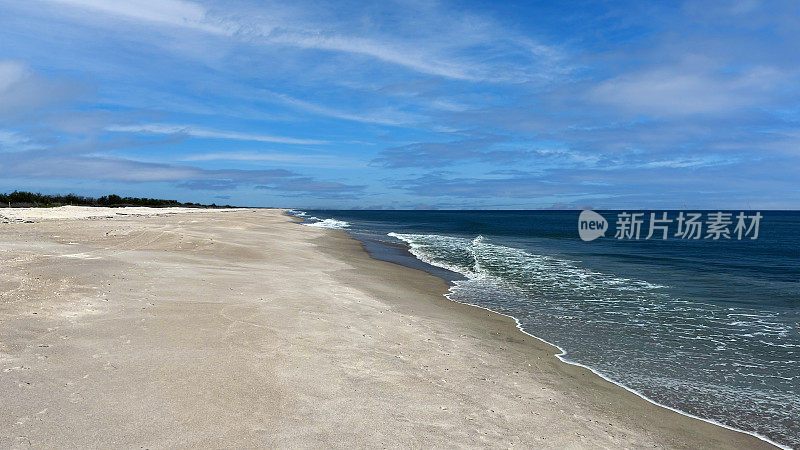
<box><xmin>0</xmin><ymin>0</ymin><xmax>798</xmax><ymax>209</ymax></box>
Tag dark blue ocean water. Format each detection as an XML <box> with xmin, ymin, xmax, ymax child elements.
<box><xmin>290</xmin><ymin>210</ymin><xmax>799</xmax><ymax>448</ymax></box>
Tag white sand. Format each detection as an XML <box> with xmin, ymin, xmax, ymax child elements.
<box><xmin>0</xmin><ymin>205</ymin><xmax>242</xmax><ymax>222</ymax></box>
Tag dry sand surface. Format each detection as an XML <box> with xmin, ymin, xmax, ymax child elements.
<box><xmin>0</xmin><ymin>205</ymin><xmax>241</xmax><ymax>222</ymax></box>
<box><xmin>0</xmin><ymin>207</ymin><xmax>775</xmax><ymax>448</ymax></box>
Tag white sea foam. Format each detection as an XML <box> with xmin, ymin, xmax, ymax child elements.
<box><xmin>388</xmin><ymin>231</ymin><xmax>666</xmax><ymax>289</ymax></box>
<box><xmin>286</xmin><ymin>210</ymin><xmax>350</xmax><ymax>229</ymax></box>
<box><xmin>304</xmin><ymin>218</ymin><xmax>351</xmax><ymax>229</ymax></box>
<box><xmin>386</xmin><ymin>230</ymin><xmax>793</xmax><ymax>449</ymax></box>
<box><xmin>286</xmin><ymin>209</ymin><xmax>309</xmax><ymax>217</ymax></box>
<box><xmin>388</xmin><ymin>232</ymin><xmax>480</xmax><ymax>277</ymax></box>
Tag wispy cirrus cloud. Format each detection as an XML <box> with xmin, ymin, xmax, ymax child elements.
<box><xmin>261</xmin><ymin>91</ymin><xmax>423</xmax><ymax>127</ymax></box>
<box><xmin>0</xmin><ymin>129</ymin><xmax>41</xmax><ymax>151</ymax></box>
<box><xmin>264</xmin><ymin>31</ymin><xmax>480</xmax><ymax>81</ymax></box>
<box><xmin>255</xmin><ymin>178</ymin><xmax>365</xmax><ymax>196</ymax></box>
<box><xmin>107</xmin><ymin>124</ymin><xmax>327</xmax><ymax>145</ymax></box>
<box><xmin>33</xmin><ymin>0</ymin><xmax>565</xmax><ymax>83</ymax></box>
<box><xmin>43</xmin><ymin>0</ymin><xmax>228</xmax><ymax>34</ymax></box>
<box><xmin>180</xmin><ymin>151</ymin><xmax>365</xmax><ymax>168</ymax></box>
<box><xmin>371</xmin><ymin>135</ymin><xmax>510</xmax><ymax>168</ymax></box>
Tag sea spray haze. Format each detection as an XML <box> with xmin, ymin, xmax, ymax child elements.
<box><xmin>291</xmin><ymin>210</ymin><xmax>800</xmax><ymax>448</ymax></box>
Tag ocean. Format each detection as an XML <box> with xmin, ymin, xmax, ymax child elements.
<box><xmin>288</xmin><ymin>210</ymin><xmax>799</xmax><ymax>448</ymax></box>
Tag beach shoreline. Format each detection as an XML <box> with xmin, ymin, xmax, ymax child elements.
<box><xmin>304</xmin><ymin>212</ymin><xmax>785</xmax><ymax>449</ymax></box>
<box><xmin>0</xmin><ymin>207</ymin><xmax>778</xmax><ymax>448</ymax></box>
<box><xmin>310</xmin><ymin>211</ymin><xmax>790</xmax><ymax>449</ymax></box>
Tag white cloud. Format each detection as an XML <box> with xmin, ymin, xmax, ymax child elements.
<box><xmin>0</xmin><ymin>60</ymin><xmax>81</xmax><ymax>118</ymax></box>
<box><xmin>43</xmin><ymin>0</ymin><xmax>228</xmax><ymax>34</ymax></box>
<box><xmin>643</xmin><ymin>156</ymin><xmax>730</xmax><ymax>168</ymax></box>
<box><xmin>180</xmin><ymin>151</ymin><xmax>365</xmax><ymax>168</ymax></box>
<box><xmin>107</xmin><ymin>123</ymin><xmax>327</xmax><ymax>145</ymax></box>
<box><xmin>34</xmin><ymin>0</ymin><xmax>561</xmax><ymax>82</ymax></box>
<box><xmin>588</xmin><ymin>63</ymin><xmax>788</xmax><ymax>116</ymax></box>
<box><xmin>0</xmin><ymin>130</ymin><xmax>41</xmax><ymax>151</ymax></box>
<box><xmin>0</xmin><ymin>60</ymin><xmax>27</xmax><ymax>91</ymax></box>
<box><xmin>262</xmin><ymin>91</ymin><xmax>422</xmax><ymax>126</ymax></box>
<box><xmin>5</xmin><ymin>154</ymin><xmax>201</xmax><ymax>182</ymax></box>
<box><xmin>267</xmin><ymin>31</ymin><xmax>478</xmax><ymax>81</ymax></box>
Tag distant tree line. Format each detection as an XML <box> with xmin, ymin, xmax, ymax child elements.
<box><xmin>0</xmin><ymin>191</ymin><xmax>229</xmax><ymax>208</ymax></box>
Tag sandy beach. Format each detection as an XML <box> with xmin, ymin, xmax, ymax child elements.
<box><xmin>0</xmin><ymin>207</ymin><xmax>775</xmax><ymax>448</ymax></box>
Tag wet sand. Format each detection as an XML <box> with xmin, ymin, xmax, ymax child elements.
<box><xmin>0</xmin><ymin>207</ymin><xmax>776</xmax><ymax>448</ymax></box>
